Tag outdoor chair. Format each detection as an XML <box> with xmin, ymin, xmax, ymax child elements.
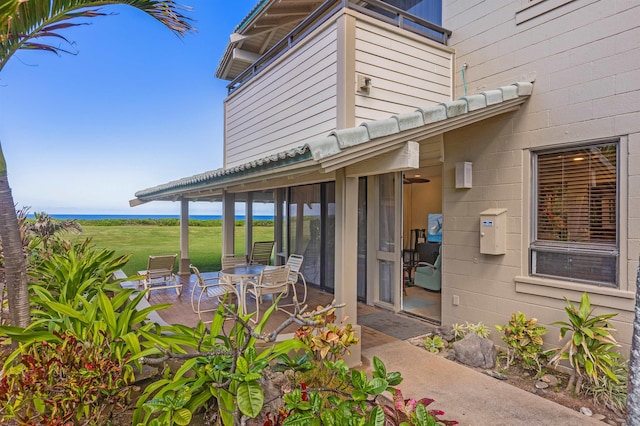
<box><xmin>221</xmin><ymin>253</ymin><xmax>248</xmax><ymax>270</ymax></box>
<box><xmin>413</xmin><ymin>247</ymin><xmax>441</xmax><ymax>292</ymax></box>
<box><xmin>279</xmin><ymin>254</ymin><xmax>307</xmax><ymax>312</ymax></box>
<box><xmin>245</xmin><ymin>265</ymin><xmax>291</xmax><ymax>322</ymax></box>
<box><xmin>248</xmin><ymin>241</ymin><xmax>275</xmax><ymax>265</ymax></box>
<box><xmin>189</xmin><ymin>264</ymin><xmax>237</xmax><ymax>322</ymax></box>
<box><xmin>140</xmin><ymin>254</ymin><xmax>182</xmax><ymax>299</ymax></box>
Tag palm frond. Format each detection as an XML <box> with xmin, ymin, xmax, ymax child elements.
<box><xmin>0</xmin><ymin>0</ymin><xmax>194</xmax><ymax>71</ymax></box>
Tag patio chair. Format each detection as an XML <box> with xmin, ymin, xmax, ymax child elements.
<box><xmin>413</xmin><ymin>247</ymin><xmax>441</xmax><ymax>292</ymax></box>
<box><xmin>141</xmin><ymin>254</ymin><xmax>181</xmax><ymax>299</ymax></box>
<box><xmin>189</xmin><ymin>264</ymin><xmax>238</xmax><ymax>322</ymax></box>
<box><xmin>245</xmin><ymin>265</ymin><xmax>291</xmax><ymax>322</ymax></box>
<box><xmin>221</xmin><ymin>253</ymin><xmax>248</xmax><ymax>269</ymax></box>
<box><xmin>279</xmin><ymin>254</ymin><xmax>307</xmax><ymax>311</ymax></box>
<box><xmin>248</xmin><ymin>241</ymin><xmax>275</xmax><ymax>265</ymax></box>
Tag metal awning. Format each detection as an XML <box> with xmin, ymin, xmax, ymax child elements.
<box><xmin>130</xmin><ymin>82</ymin><xmax>533</xmax><ymax>207</ymax></box>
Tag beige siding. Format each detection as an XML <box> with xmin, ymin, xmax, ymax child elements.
<box><xmin>440</xmin><ymin>0</ymin><xmax>640</xmax><ymax>354</ymax></box>
<box><xmin>224</xmin><ymin>21</ymin><xmax>340</xmax><ymax>168</ymax></box>
<box><xmin>353</xmin><ymin>17</ymin><xmax>453</xmax><ymax>124</ymax></box>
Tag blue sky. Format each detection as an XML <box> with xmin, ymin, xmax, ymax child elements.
<box><xmin>0</xmin><ymin>0</ymin><xmax>258</xmax><ymax>215</ymax></box>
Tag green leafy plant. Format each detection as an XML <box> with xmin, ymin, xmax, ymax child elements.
<box><xmin>451</xmin><ymin>323</ymin><xmax>467</xmax><ymax>340</ymax></box>
<box><xmin>466</xmin><ymin>321</ymin><xmax>491</xmax><ymax>338</ymax></box>
<box><xmin>0</xmin><ymin>330</ymin><xmax>130</xmax><ymax>424</ymax></box>
<box><xmin>0</xmin><ymin>242</ymin><xmax>172</xmax><ymax>382</ymax></box>
<box><xmin>584</xmin><ymin>359</ymin><xmax>628</xmax><ymax>414</ymax></box>
<box><xmin>379</xmin><ymin>387</ymin><xmax>458</xmax><ymax>426</ymax></box>
<box><xmin>279</xmin><ymin>356</ymin><xmax>457</xmax><ymax>425</ymax></box>
<box><xmin>496</xmin><ymin>312</ymin><xmax>547</xmax><ymax>372</ymax></box>
<box><xmin>134</xmin><ymin>298</ymin><xmax>309</xmax><ymax>426</ymax></box>
<box><xmin>143</xmin><ymin>386</ymin><xmax>194</xmax><ymax>426</ymax></box>
<box><xmin>549</xmin><ymin>292</ymin><xmax>620</xmax><ymax>394</ymax></box>
<box><xmin>293</xmin><ymin>305</ymin><xmax>359</xmax><ymax>362</ymax></box>
<box><xmin>30</xmin><ymin>238</ymin><xmax>129</xmax><ymax>301</ymax></box>
<box><xmin>423</xmin><ymin>335</ymin><xmax>445</xmax><ymax>353</ymax></box>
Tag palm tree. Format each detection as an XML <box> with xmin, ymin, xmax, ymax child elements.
<box><xmin>0</xmin><ymin>0</ymin><xmax>193</xmax><ymax>328</ymax></box>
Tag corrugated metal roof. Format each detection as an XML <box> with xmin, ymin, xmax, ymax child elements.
<box><xmin>132</xmin><ymin>82</ymin><xmax>533</xmax><ymax>205</ymax></box>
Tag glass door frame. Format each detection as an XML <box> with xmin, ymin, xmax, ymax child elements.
<box><xmin>367</xmin><ymin>172</ymin><xmax>403</xmax><ymax>311</ymax></box>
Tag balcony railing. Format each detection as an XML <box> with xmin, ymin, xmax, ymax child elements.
<box><xmin>227</xmin><ymin>0</ymin><xmax>451</xmax><ymax>94</ymax></box>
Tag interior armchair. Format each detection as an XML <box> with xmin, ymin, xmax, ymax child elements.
<box><xmin>413</xmin><ymin>246</ymin><xmax>441</xmax><ymax>292</ymax></box>
<box><xmin>245</xmin><ymin>265</ymin><xmax>291</xmax><ymax>322</ymax></box>
<box><xmin>141</xmin><ymin>254</ymin><xmax>182</xmax><ymax>299</ymax></box>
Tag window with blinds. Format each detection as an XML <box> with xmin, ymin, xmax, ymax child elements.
<box><xmin>531</xmin><ymin>142</ymin><xmax>618</xmax><ymax>287</ymax></box>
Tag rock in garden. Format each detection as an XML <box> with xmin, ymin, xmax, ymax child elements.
<box><xmin>592</xmin><ymin>414</ymin><xmax>606</xmax><ymax>421</ymax></box>
<box><xmin>437</xmin><ymin>325</ymin><xmax>455</xmax><ymax>342</ymax></box>
<box><xmin>535</xmin><ymin>380</ymin><xmax>549</xmax><ymax>389</ymax></box>
<box><xmin>580</xmin><ymin>407</ymin><xmax>593</xmax><ymax>417</ymax></box>
<box><xmin>452</xmin><ymin>333</ymin><xmax>496</xmax><ymax>369</ymax></box>
<box><xmin>483</xmin><ymin>370</ymin><xmax>507</xmax><ymax>380</ymax></box>
<box><xmin>540</xmin><ymin>374</ymin><xmax>559</xmax><ymax>387</ymax></box>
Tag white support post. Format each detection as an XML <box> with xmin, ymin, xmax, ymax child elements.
<box><xmin>275</xmin><ymin>188</ymin><xmax>285</xmax><ymax>265</ymax></box>
<box><xmin>334</xmin><ymin>168</ymin><xmax>361</xmax><ymax>367</ymax></box>
<box><xmin>222</xmin><ymin>191</ymin><xmax>235</xmax><ymax>256</ymax></box>
<box><xmin>178</xmin><ymin>198</ymin><xmax>190</xmax><ymax>276</ymax></box>
<box><xmin>246</xmin><ymin>192</ymin><xmax>254</xmax><ymax>256</ymax></box>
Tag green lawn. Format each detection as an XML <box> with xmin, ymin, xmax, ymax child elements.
<box><xmin>73</xmin><ymin>225</ymin><xmax>275</xmax><ymax>276</ymax></box>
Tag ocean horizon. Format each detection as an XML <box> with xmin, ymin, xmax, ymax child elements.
<box><xmin>29</xmin><ymin>214</ymin><xmax>274</xmax><ymax>221</ymax></box>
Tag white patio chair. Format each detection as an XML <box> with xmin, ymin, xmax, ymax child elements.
<box><xmin>248</xmin><ymin>241</ymin><xmax>275</xmax><ymax>265</ymax></box>
<box><xmin>189</xmin><ymin>264</ymin><xmax>238</xmax><ymax>322</ymax></box>
<box><xmin>279</xmin><ymin>254</ymin><xmax>307</xmax><ymax>311</ymax></box>
<box><xmin>221</xmin><ymin>253</ymin><xmax>248</xmax><ymax>269</ymax></box>
<box><xmin>140</xmin><ymin>254</ymin><xmax>181</xmax><ymax>300</ymax></box>
<box><xmin>245</xmin><ymin>265</ymin><xmax>291</xmax><ymax>322</ymax></box>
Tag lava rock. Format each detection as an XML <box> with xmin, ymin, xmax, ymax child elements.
<box><xmin>452</xmin><ymin>333</ymin><xmax>496</xmax><ymax>369</ymax></box>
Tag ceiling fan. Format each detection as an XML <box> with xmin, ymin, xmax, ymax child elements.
<box><xmin>403</xmin><ymin>175</ymin><xmax>430</xmax><ymax>184</ymax></box>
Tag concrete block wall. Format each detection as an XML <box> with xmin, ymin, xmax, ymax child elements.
<box><xmin>440</xmin><ymin>0</ymin><xmax>640</xmax><ymax>354</ymax></box>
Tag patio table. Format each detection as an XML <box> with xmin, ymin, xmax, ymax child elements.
<box><xmin>220</xmin><ymin>264</ymin><xmax>275</xmax><ymax>314</ymax></box>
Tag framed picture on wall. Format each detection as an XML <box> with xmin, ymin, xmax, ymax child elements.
<box><xmin>428</xmin><ymin>214</ymin><xmax>442</xmax><ymax>242</ymax></box>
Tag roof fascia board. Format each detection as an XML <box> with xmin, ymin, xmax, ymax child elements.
<box><xmin>344</xmin><ymin>141</ymin><xmax>419</xmax><ymax>178</ymax></box>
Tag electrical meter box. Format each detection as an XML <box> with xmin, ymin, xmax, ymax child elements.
<box><xmin>480</xmin><ymin>208</ymin><xmax>507</xmax><ymax>255</ymax></box>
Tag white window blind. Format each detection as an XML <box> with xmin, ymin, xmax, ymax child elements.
<box><xmin>531</xmin><ymin>142</ymin><xmax>618</xmax><ymax>286</ymax></box>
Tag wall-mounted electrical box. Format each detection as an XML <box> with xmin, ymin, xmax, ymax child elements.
<box><xmin>455</xmin><ymin>162</ymin><xmax>472</xmax><ymax>188</ymax></box>
<box><xmin>480</xmin><ymin>208</ymin><xmax>507</xmax><ymax>255</ymax></box>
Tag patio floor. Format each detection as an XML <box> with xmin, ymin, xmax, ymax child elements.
<box><xmin>137</xmin><ymin>272</ymin><xmax>435</xmax><ymax>351</ymax></box>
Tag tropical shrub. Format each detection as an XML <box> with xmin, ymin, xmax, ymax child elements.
<box><xmin>451</xmin><ymin>321</ymin><xmax>491</xmax><ymax>339</ymax></box>
<box><xmin>277</xmin><ymin>356</ymin><xmax>457</xmax><ymax>425</ymax></box>
<box><xmin>134</xmin><ymin>299</ymin><xmax>309</xmax><ymax>425</ymax></box>
<box><xmin>451</xmin><ymin>323</ymin><xmax>466</xmax><ymax>340</ymax></box>
<box><xmin>293</xmin><ymin>305</ymin><xmax>359</xmax><ymax>362</ymax></box>
<box><xmin>423</xmin><ymin>335</ymin><xmax>445</xmax><ymax>353</ymax></box>
<box><xmin>466</xmin><ymin>321</ymin><xmax>491</xmax><ymax>338</ymax></box>
<box><xmin>584</xmin><ymin>359</ymin><xmax>628</xmax><ymax>414</ymax></box>
<box><xmin>495</xmin><ymin>312</ymin><xmax>547</xmax><ymax>372</ymax></box>
<box><xmin>30</xmin><ymin>238</ymin><xmax>130</xmax><ymax>301</ymax></box>
<box><xmin>549</xmin><ymin>292</ymin><xmax>620</xmax><ymax>393</ymax></box>
<box><xmin>0</xmin><ymin>330</ymin><xmax>130</xmax><ymax>424</ymax></box>
<box><xmin>0</xmin><ymin>241</ymin><xmax>173</xmax><ymax>382</ymax></box>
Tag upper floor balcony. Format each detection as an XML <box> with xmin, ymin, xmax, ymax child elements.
<box><xmin>219</xmin><ymin>0</ymin><xmax>454</xmax><ymax>169</ymax></box>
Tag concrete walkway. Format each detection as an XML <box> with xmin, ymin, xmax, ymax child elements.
<box><xmin>361</xmin><ymin>340</ymin><xmax>604</xmax><ymax>426</ymax></box>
